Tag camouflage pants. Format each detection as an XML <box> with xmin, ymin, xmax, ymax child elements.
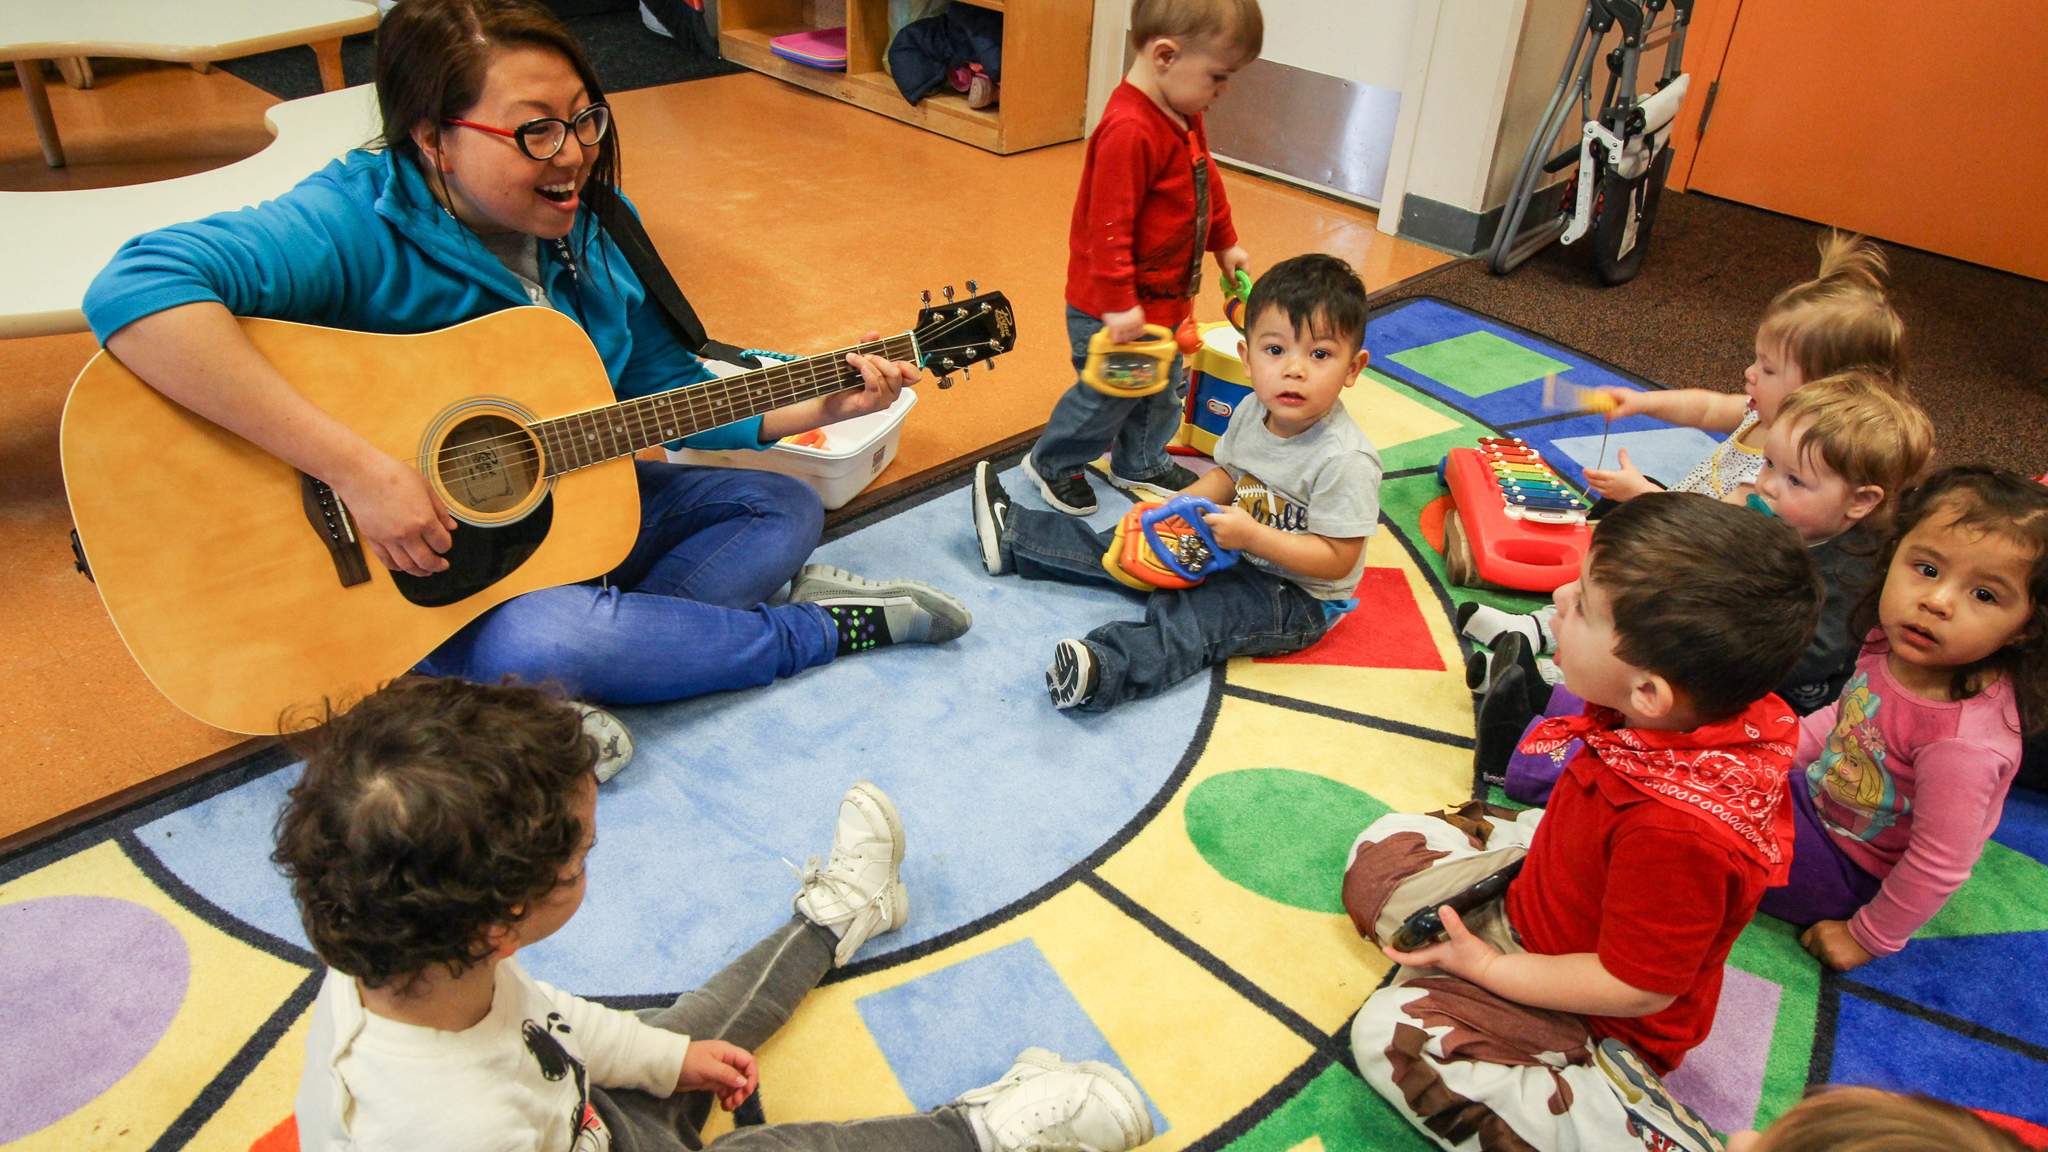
<box><xmin>1343</xmin><ymin>804</ymin><xmax>1643</xmax><ymax>1152</ymax></box>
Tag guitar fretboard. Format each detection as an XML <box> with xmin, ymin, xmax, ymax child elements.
<box><xmin>533</xmin><ymin>334</ymin><xmax>917</xmax><ymax>474</ymax></box>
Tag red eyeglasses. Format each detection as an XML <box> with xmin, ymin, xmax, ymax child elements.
<box><xmin>444</xmin><ymin>104</ymin><xmax>611</xmax><ymax>161</ymax></box>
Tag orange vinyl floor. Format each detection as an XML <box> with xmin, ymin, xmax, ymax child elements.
<box><xmin>0</xmin><ymin>59</ymin><xmax>1450</xmax><ymax>841</ymax></box>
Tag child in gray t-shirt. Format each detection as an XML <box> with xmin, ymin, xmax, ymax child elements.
<box><xmin>970</xmin><ymin>254</ymin><xmax>1384</xmax><ymax>711</ymax></box>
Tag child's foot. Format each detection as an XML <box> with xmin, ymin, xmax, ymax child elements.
<box><xmin>1108</xmin><ymin>461</ymin><xmax>1201</xmax><ymax>501</ymax></box>
<box><xmin>788</xmin><ymin>565</ymin><xmax>973</xmax><ymax>654</ymax></box>
<box><xmin>1046</xmin><ymin>640</ymin><xmax>1099</xmax><ymax>710</ymax></box>
<box><xmin>580</xmin><ymin>706</ymin><xmax>635</xmax><ymax>784</ymax></box>
<box><xmin>955</xmin><ymin>1047</ymin><xmax>1154</xmax><ymax>1152</ymax></box>
<box><xmin>1455</xmin><ymin>601</ymin><xmax>1546</xmax><ymax>651</ymax></box>
<box><xmin>1022</xmin><ymin>453</ymin><xmax>1098</xmax><ymax>516</ymax></box>
<box><xmin>1593</xmin><ymin>1038</ymin><xmax>1724</xmax><ymax>1152</ymax></box>
<box><xmin>972</xmin><ymin>461</ymin><xmax>1015</xmax><ymax>576</ymax></box>
<box><xmin>793</xmin><ymin>782</ymin><xmax>908</xmax><ymax>967</ymax></box>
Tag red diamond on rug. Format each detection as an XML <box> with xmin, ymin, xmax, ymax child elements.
<box><xmin>1258</xmin><ymin>567</ymin><xmax>1444</xmax><ymax>670</ymax></box>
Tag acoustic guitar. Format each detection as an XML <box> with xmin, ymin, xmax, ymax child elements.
<box><xmin>61</xmin><ymin>291</ymin><xmax>1016</xmax><ymax>733</ymax></box>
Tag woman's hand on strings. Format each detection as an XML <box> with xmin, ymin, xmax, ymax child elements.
<box><xmin>334</xmin><ymin>451</ymin><xmax>457</xmax><ymax>577</ymax></box>
<box><xmin>822</xmin><ymin>331</ymin><xmax>919</xmax><ymax>422</ymax></box>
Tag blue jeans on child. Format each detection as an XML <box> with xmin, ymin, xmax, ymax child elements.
<box><xmin>1028</xmin><ymin>305</ymin><xmax>1187</xmax><ymax>479</ymax></box>
<box><xmin>417</xmin><ymin>461</ymin><xmax>840</xmax><ymax>703</ymax></box>
<box><xmin>1005</xmin><ymin>503</ymin><xmax>1333</xmax><ymax>710</ymax></box>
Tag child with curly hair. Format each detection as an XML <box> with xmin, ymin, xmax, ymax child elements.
<box><xmin>277</xmin><ymin>677</ymin><xmax>1156</xmax><ymax>1152</ymax></box>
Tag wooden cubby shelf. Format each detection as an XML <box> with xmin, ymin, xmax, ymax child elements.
<box><xmin>719</xmin><ymin>0</ymin><xmax>1090</xmax><ymax>154</ymax></box>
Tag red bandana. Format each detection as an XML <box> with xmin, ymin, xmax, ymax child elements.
<box><xmin>1520</xmin><ymin>696</ymin><xmax>1800</xmax><ymax>884</ymax></box>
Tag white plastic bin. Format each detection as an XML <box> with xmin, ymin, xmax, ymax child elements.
<box><xmin>666</xmin><ymin>386</ymin><xmax>919</xmax><ymax>510</ymax></box>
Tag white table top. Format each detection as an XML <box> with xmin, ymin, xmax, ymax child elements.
<box><xmin>0</xmin><ymin>0</ymin><xmax>378</xmax><ymax>63</ymax></box>
<box><xmin>0</xmin><ymin>83</ymin><xmax>383</xmax><ymax>339</ymax></box>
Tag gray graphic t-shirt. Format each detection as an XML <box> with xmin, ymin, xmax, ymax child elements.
<box><xmin>1212</xmin><ymin>393</ymin><xmax>1381</xmax><ymax>600</ymax></box>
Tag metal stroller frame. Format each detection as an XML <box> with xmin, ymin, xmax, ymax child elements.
<box><xmin>1488</xmin><ymin>0</ymin><xmax>1694</xmax><ymax>285</ymax></box>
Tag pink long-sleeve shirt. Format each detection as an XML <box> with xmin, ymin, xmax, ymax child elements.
<box><xmin>1795</xmin><ymin>636</ymin><xmax>2022</xmax><ymax>956</ymax></box>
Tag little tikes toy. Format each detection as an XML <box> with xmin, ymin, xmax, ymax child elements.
<box><xmin>1438</xmin><ymin>438</ymin><xmax>1590</xmax><ymax>593</ymax></box>
<box><xmin>1081</xmin><ymin>319</ymin><xmax>1202</xmax><ymax>398</ymax></box>
<box><xmin>1101</xmin><ymin>495</ymin><xmax>1242</xmax><ymax>591</ymax></box>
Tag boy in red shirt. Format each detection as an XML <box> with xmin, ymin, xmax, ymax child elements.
<box><xmin>1343</xmin><ymin>494</ymin><xmax>1822</xmax><ymax>1152</ymax></box>
<box><xmin>1022</xmin><ymin>0</ymin><xmax>1262</xmax><ymax>516</ymax></box>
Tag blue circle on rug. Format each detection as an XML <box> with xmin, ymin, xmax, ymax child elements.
<box><xmin>134</xmin><ymin>473</ymin><xmax>1207</xmax><ymax>995</ymax></box>
<box><xmin>0</xmin><ymin>896</ymin><xmax>190</xmax><ymax>1141</ymax></box>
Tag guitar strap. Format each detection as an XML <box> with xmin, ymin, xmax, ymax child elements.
<box><xmin>582</xmin><ymin>182</ymin><xmax>760</xmax><ymax>369</ymax></box>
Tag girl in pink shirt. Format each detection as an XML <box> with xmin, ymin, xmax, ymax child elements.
<box><xmin>1761</xmin><ymin>467</ymin><xmax>2048</xmax><ymax>970</ymax></box>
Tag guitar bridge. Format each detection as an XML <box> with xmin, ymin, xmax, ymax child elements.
<box><xmin>300</xmin><ymin>474</ymin><xmax>371</xmax><ymax>588</ymax></box>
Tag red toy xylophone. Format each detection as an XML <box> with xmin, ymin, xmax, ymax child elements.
<box><xmin>1438</xmin><ymin>438</ymin><xmax>1591</xmax><ymax>593</ymax></box>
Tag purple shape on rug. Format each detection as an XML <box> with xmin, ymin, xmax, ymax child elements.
<box><xmin>0</xmin><ymin>896</ymin><xmax>191</xmax><ymax>1141</ymax></box>
<box><xmin>1663</xmin><ymin>965</ymin><xmax>1781</xmax><ymax>1133</ymax></box>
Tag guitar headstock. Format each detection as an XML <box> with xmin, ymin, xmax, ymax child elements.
<box><xmin>913</xmin><ymin>283</ymin><xmax>1016</xmax><ymax>387</ymax></box>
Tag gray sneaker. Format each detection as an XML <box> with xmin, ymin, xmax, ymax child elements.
<box><xmin>1594</xmin><ymin>1037</ymin><xmax>1723</xmax><ymax>1152</ymax></box>
<box><xmin>788</xmin><ymin>565</ymin><xmax>972</xmax><ymax>652</ymax></box>
<box><xmin>580</xmin><ymin>706</ymin><xmax>635</xmax><ymax>784</ymax></box>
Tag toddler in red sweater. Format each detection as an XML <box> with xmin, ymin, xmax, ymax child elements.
<box><xmin>1022</xmin><ymin>0</ymin><xmax>1261</xmax><ymax>517</ymax></box>
<box><xmin>1343</xmin><ymin>494</ymin><xmax>1822</xmax><ymax>1152</ymax></box>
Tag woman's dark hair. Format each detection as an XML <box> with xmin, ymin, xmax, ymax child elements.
<box><xmin>273</xmin><ymin>677</ymin><xmax>598</xmax><ymax>991</ymax></box>
<box><xmin>1850</xmin><ymin>466</ymin><xmax>2048</xmax><ymax>735</ymax></box>
<box><xmin>373</xmin><ymin>0</ymin><xmax>621</xmax><ymax>206</ymax></box>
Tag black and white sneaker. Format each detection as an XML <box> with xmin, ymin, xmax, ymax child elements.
<box><xmin>1109</xmin><ymin>461</ymin><xmax>1201</xmax><ymax>500</ymax></box>
<box><xmin>580</xmin><ymin>706</ymin><xmax>635</xmax><ymax>784</ymax></box>
<box><xmin>1595</xmin><ymin>1038</ymin><xmax>1724</xmax><ymax>1152</ymax></box>
<box><xmin>1022</xmin><ymin>453</ymin><xmax>1098</xmax><ymax>516</ymax></box>
<box><xmin>972</xmin><ymin>461</ymin><xmax>1015</xmax><ymax>576</ymax></box>
<box><xmin>788</xmin><ymin>565</ymin><xmax>973</xmax><ymax>654</ymax></box>
<box><xmin>1046</xmin><ymin>639</ymin><xmax>1099</xmax><ymax>710</ymax></box>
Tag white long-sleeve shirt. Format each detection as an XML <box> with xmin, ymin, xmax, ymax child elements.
<box><xmin>295</xmin><ymin>961</ymin><xmax>690</xmax><ymax>1151</ymax></box>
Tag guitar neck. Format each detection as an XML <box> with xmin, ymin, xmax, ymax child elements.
<box><xmin>534</xmin><ymin>333</ymin><xmax>917</xmax><ymax>474</ymax></box>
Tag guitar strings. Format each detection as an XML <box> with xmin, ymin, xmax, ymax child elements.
<box><xmin>421</xmin><ymin>309</ymin><xmax>981</xmax><ymax>477</ymax></box>
<box><xmin>424</xmin><ymin>308</ymin><xmax>996</xmax><ymax>487</ymax></box>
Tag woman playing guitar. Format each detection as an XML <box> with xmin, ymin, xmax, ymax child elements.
<box><xmin>79</xmin><ymin>0</ymin><xmax>971</xmax><ymax>719</ymax></box>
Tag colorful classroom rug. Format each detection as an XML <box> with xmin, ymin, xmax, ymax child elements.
<box><xmin>4</xmin><ymin>297</ymin><xmax>2043</xmax><ymax>1151</ymax></box>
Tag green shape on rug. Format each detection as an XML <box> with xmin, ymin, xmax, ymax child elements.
<box><xmin>1223</xmin><ymin>1063</ymin><xmax>1435</xmax><ymax>1152</ymax></box>
<box><xmin>1918</xmin><ymin>839</ymin><xmax>2048</xmax><ymax>938</ymax></box>
<box><xmin>1389</xmin><ymin>331</ymin><xmax>1570</xmax><ymax>399</ymax></box>
<box><xmin>1185</xmin><ymin>769</ymin><xmax>1389</xmax><ymax>913</ymax></box>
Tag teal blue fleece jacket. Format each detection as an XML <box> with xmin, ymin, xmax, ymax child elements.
<box><xmin>82</xmin><ymin>147</ymin><xmax>763</xmax><ymax>451</ymax></box>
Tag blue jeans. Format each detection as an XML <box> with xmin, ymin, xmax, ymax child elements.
<box><xmin>1029</xmin><ymin>305</ymin><xmax>1187</xmax><ymax>479</ymax></box>
<box><xmin>1005</xmin><ymin>504</ymin><xmax>1332</xmax><ymax>711</ymax></box>
<box><xmin>417</xmin><ymin>461</ymin><xmax>838</xmax><ymax>703</ymax></box>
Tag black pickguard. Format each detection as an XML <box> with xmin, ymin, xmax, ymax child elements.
<box><xmin>390</xmin><ymin>494</ymin><xmax>554</xmax><ymax>608</ymax></box>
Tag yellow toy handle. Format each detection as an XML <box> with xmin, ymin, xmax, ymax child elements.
<box><xmin>1080</xmin><ymin>324</ymin><xmax>1180</xmax><ymax>397</ymax></box>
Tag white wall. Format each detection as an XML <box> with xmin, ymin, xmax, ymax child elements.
<box><xmin>1378</xmin><ymin>0</ymin><xmax>1526</xmax><ymax>233</ymax></box>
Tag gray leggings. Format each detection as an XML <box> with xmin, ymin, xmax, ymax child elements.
<box><xmin>595</xmin><ymin>916</ymin><xmax>979</xmax><ymax>1152</ymax></box>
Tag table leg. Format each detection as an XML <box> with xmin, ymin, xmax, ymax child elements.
<box><xmin>14</xmin><ymin>59</ymin><xmax>65</xmax><ymax>168</ymax></box>
<box><xmin>56</xmin><ymin>56</ymin><xmax>94</xmax><ymax>89</ymax></box>
<box><xmin>312</xmin><ymin>39</ymin><xmax>345</xmax><ymax>91</ymax></box>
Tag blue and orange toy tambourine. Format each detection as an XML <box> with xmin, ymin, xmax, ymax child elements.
<box><xmin>1219</xmin><ymin>268</ymin><xmax>1254</xmax><ymax>333</ymax></box>
<box><xmin>1101</xmin><ymin>495</ymin><xmax>1242</xmax><ymax>590</ymax></box>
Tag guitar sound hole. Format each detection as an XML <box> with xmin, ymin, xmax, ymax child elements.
<box><xmin>437</xmin><ymin>414</ymin><xmax>540</xmax><ymax>517</ymax></box>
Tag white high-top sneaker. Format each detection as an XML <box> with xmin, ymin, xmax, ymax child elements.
<box><xmin>955</xmin><ymin>1048</ymin><xmax>1154</xmax><ymax>1152</ymax></box>
<box><xmin>792</xmin><ymin>782</ymin><xmax>908</xmax><ymax>967</ymax></box>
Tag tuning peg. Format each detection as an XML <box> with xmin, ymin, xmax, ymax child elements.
<box><xmin>986</xmin><ymin>359</ymin><xmax>996</xmax><ymax>372</ymax></box>
<box><xmin>966</xmin><ymin>279</ymin><xmax>979</xmax><ymax>295</ymax></box>
<box><xmin>961</xmin><ymin>365</ymin><xmax>972</xmax><ymax>380</ymax></box>
<box><xmin>943</xmin><ymin>285</ymin><xmax>955</xmax><ymax>303</ymax></box>
<box><xmin>920</xmin><ymin>289</ymin><xmax>931</xmax><ymax>307</ymax></box>
<box><xmin>937</xmin><ymin>375</ymin><xmax>955</xmax><ymax>390</ymax></box>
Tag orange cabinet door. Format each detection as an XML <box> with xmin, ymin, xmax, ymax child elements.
<box><xmin>1672</xmin><ymin>0</ymin><xmax>2047</xmax><ymax>280</ymax></box>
